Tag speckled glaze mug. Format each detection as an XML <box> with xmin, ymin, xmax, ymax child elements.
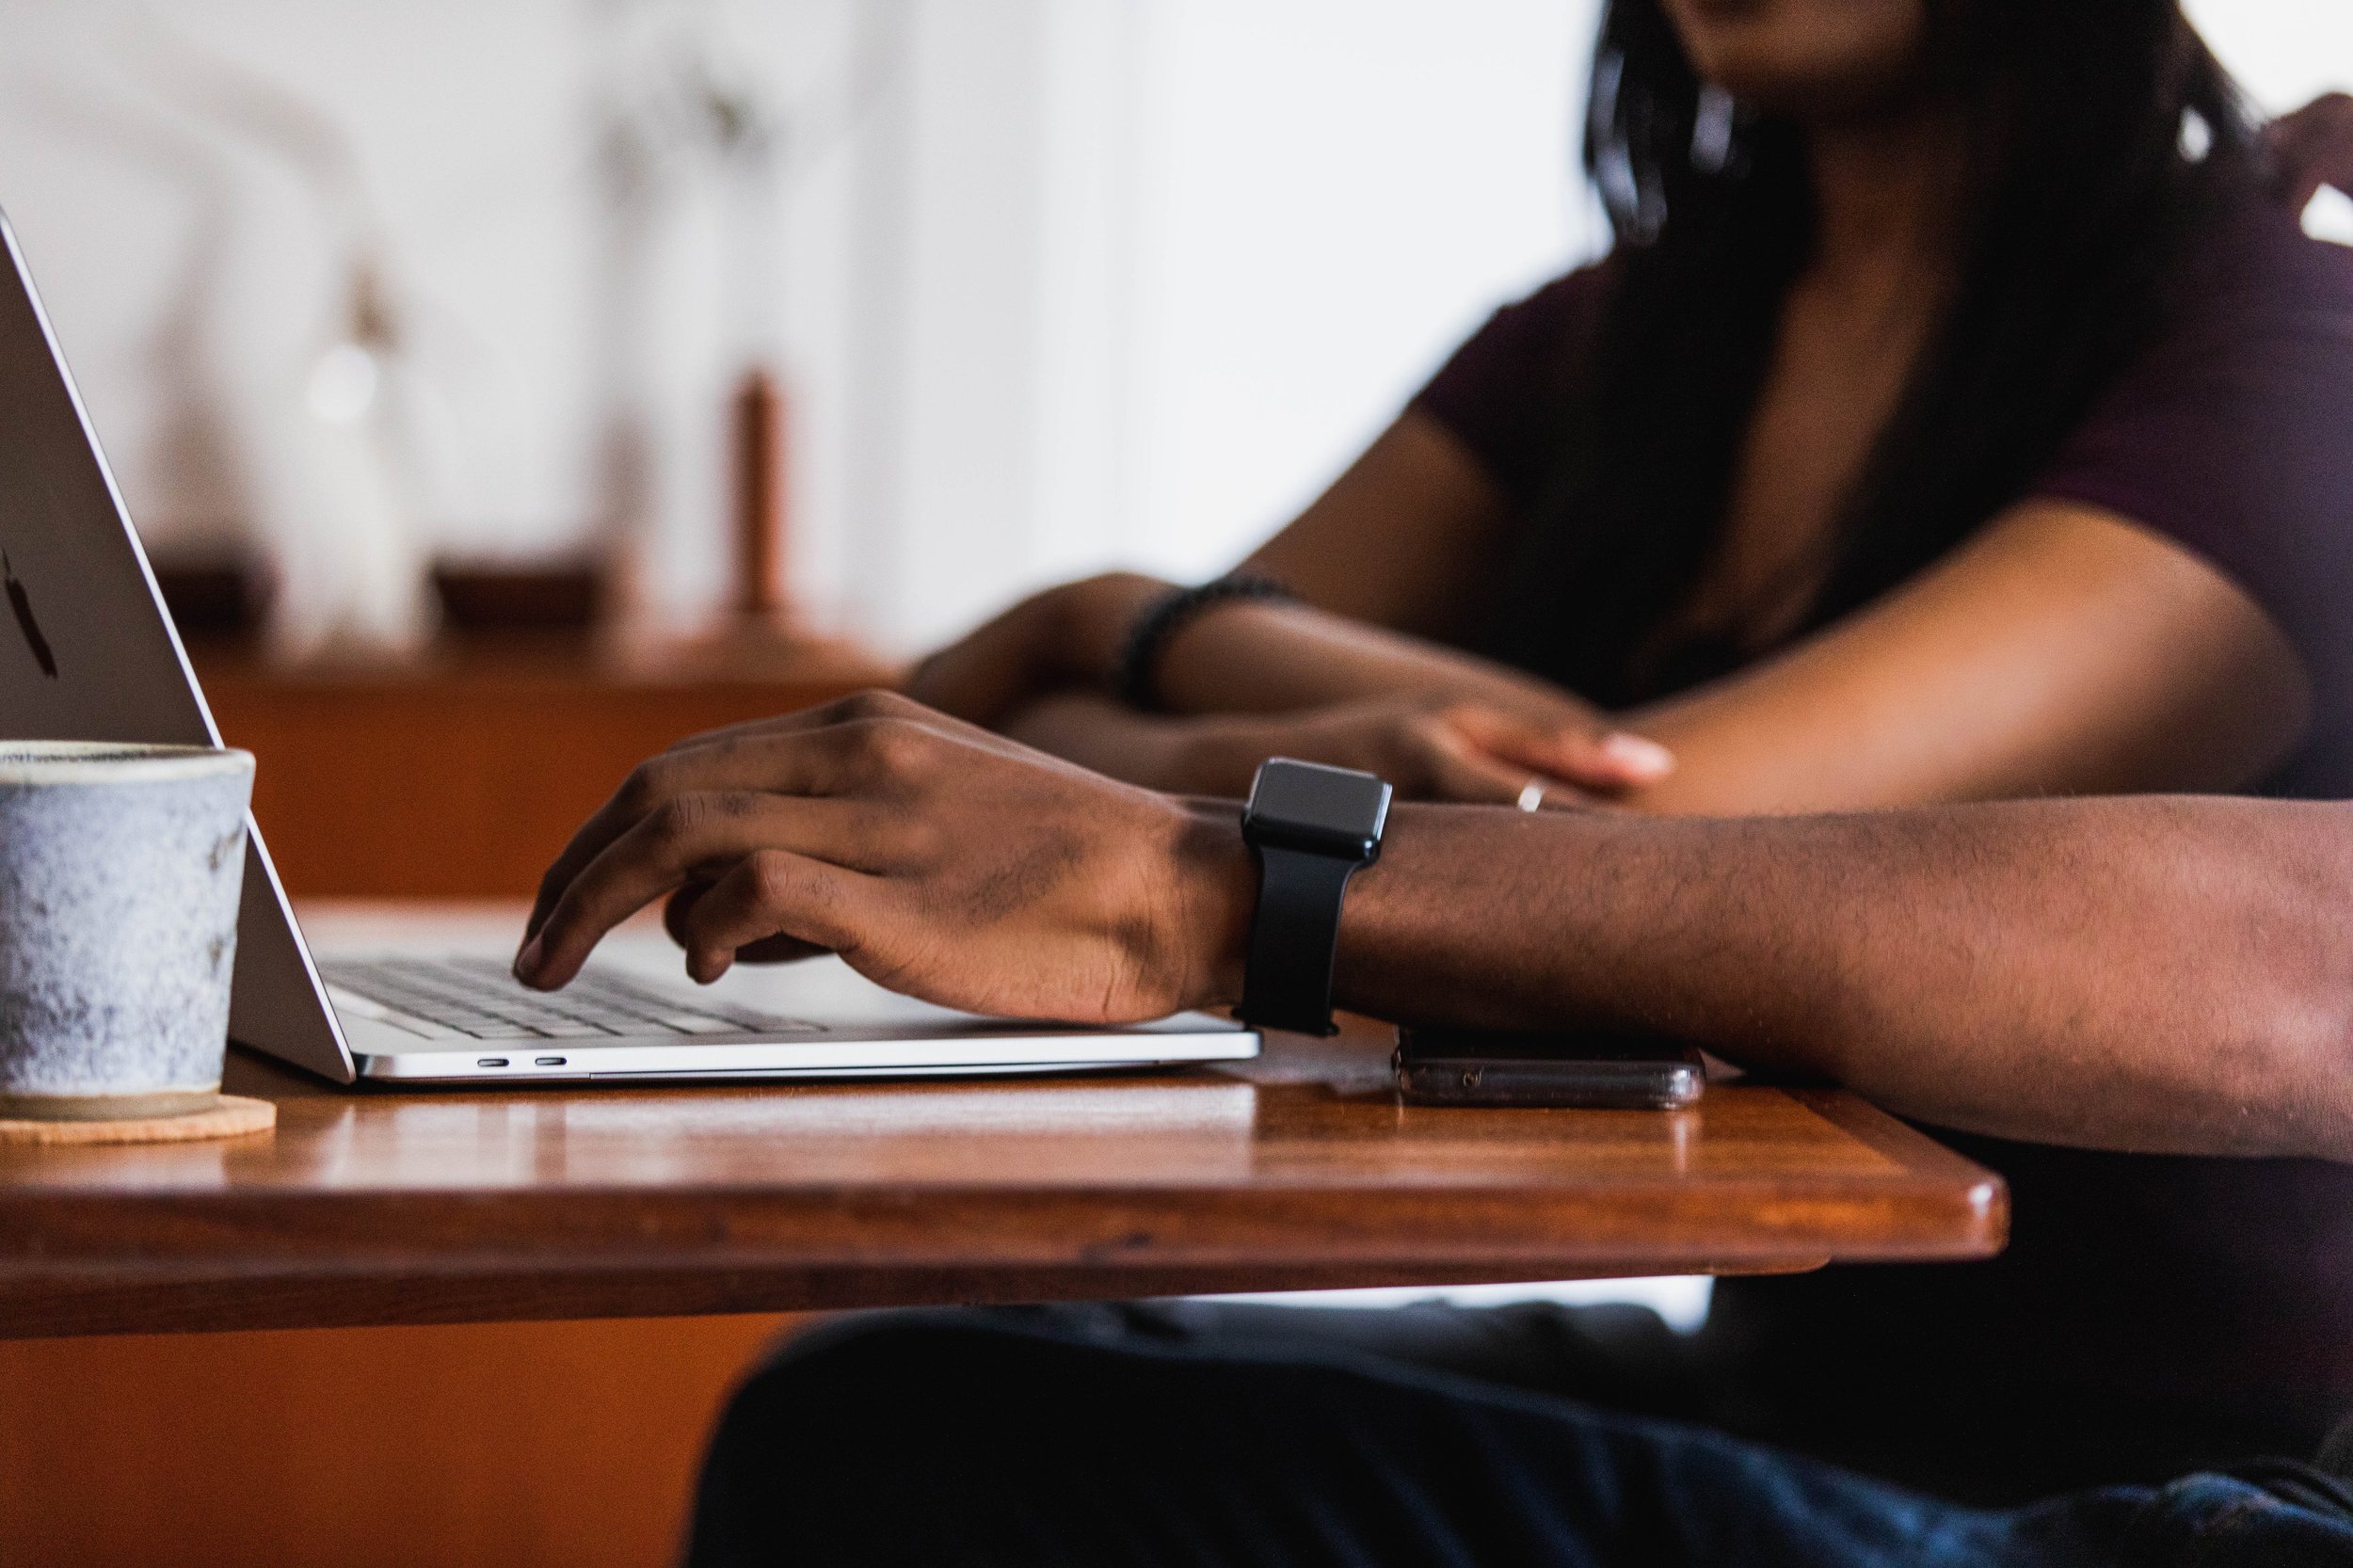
<box><xmin>0</xmin><ymin>743</ymin><xmax>253</xmax><ymax>1121</ymax></box>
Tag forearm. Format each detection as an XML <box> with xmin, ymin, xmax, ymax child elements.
<box><xmin>1000</xmin><ymin>690</ymin><xmax>1199</xmax><ymax>789</ymax></box>
<box><xmin>1003</xmin><ymin>690</ymin><xmax>1387</xmax><ymax>799</ymax></box>
<box><xmin>1036</xmin><ymin>571</ymin><xmax>1589</xmax><ymax>723</ymax></box>
<box><xmin>911</xmin><ymin>411</ymin><xmax>1525</xmax><ymax>728</ymax></box>
<box><xmin>1149</xmin><ymin>599</ymin><xmax>1583</xmax><ymax>720</ymax></box>
<box><xmin>521</xmin><ymin>688</ymin><xmax>2353</xmax><ymax>1163</ymax></box>
<box><xmin>1319</xmin><ymin>797</ymin><xmax>2353</xmax><ymax>1159</ymax></box>
<box><xmin>1601</xmin><ymin>506</ymin><xmax>2312</xmax><ymax>815</ymax></box>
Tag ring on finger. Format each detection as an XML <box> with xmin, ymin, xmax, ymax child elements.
<box><xmin>1515</xmin><ymin>777</ymin><xmax>1546</xmax><ymax>813</ymax></box>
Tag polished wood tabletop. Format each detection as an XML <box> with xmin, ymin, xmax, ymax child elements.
<box><xmin>0</xmin><ymin>906</ymin><xmax>2006</xmax><ymax>1340</ymax></box>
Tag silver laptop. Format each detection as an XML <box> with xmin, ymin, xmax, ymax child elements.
<box><xmin>0</xmin><ymin>210</ymin><xmax>1257</xmax><ymax>1086</ymax></box>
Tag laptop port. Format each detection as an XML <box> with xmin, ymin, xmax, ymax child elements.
<box><xmin>476</xmin><ymin>1057</ymin><xmax>509</xmax><ymax>1068</ymax></box>
<box><xmin>534</xmin><ymin>1056</ymin><xmax>568</xmax><ymax>1067</ymax></box>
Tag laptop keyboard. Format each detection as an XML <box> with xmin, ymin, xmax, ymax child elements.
<box><xmin>320</xmin><ymin>957</ymin><xmax>823</xmax><ymax>1042</ymax></box>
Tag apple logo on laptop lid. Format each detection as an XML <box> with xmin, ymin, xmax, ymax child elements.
<box><xmin>1</xmin><ymin>549</ymin><xmax>55</xmax><ymax>680</ymax></box>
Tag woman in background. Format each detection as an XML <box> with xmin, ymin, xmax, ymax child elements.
<box><xmin>882</xmin><ymin>0</ymin><xmax>2353</xmax><ymax>1508</ymax></box>
<box><xmin>915</xmin><ymin>0</ymin><xmax>2353</xmax><ymax>821</ymax></box>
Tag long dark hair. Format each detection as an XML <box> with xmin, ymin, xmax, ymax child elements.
<box><xmin>1490</xmin><ymin>0</ymin><xmax>2259</xmax><ymax>705</ymax></box>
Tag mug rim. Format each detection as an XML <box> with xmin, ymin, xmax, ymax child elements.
<box><xmin>0</xmin><ymin>741</ymin><xmax>254</xmax><ymax>785</ymax></box>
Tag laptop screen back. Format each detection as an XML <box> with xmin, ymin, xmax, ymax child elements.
<box><xmin>0</xmin><ymin>212</ymin><xmax>354</xmax><ymax>1081</ymax></box>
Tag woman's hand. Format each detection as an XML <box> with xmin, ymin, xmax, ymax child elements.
<box><xmin>1163</xmin><ymin>697</ymin><xmax>1674</xmax><ymax>807</ymax></box>
<box><xmin>513</xmin><ymin>691</ymin><xmax>1254</xmax><ymax>1024</ymax></box>
<box><xmin>2271</xmin><ymin>92</ymin><xmax>2353</xmax><ymax>212</ymax></box>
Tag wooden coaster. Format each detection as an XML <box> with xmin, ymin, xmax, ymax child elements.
<box><xmin>0</xmin><ymin>1094</ymin><xmax>276</xmax><ymax>1146</ymax></box>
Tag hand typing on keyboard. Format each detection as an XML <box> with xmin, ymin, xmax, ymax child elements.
<box><xmin>512</xmin><ymin>691</ymin><xmax>1256</xmax><ymax>1027</ymax></box>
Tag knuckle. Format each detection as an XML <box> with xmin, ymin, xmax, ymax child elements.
<box><xmin>895</xmin><ymin>812</ymin><xmax>948</xmax><ymax>863</ymax></box>
<box><xmin>828</xmin><ymin>687</ymin><xmax>910</xmax><ymax>724</ymax></box>
<box><xmin>615</xmin><ymin>757</ymin><xmax>675</xmax><ymax>816</ymax></box>
<box><xmin>642</xmin><ymin>794</ymin><xmax>708</xmax><ymax>853</ymax></box>
<box><xmin>850</xmin><ymin>716</ymin><xmax>932</xmax><ymax>776</ymax></box>
<box><xmin>744</xmin><ymin>850</ymin><xmax>799</xmax><ymax>908</ymax></box>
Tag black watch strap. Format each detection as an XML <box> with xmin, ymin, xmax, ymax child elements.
<box><xmin>1238</xmin><ymin>843</ymin><xmax>1363</xmax><ymax>1036</ymax></box>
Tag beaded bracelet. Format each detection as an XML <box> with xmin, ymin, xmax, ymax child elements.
<box><xmin>1112</xmin><ymin>573</ymin><xmax>1296</xmax><ymax>712</ymax></box>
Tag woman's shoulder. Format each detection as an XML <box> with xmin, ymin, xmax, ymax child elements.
<box><xmin>1409</xmin><ymin>258</ymin><xmax>1623</xmax><ymax>507</ymax></box>
<box><xmin>2168</xmin><ymin>184</ymin><xmax>2353</xmax><ymax>341</ymax></box>
<box><xmin>2034</xmin><ymin>184</ymin><xmax>2353</xmax><ymax>770</ymax></box>
<box><xmin>1423</xmin><ymin>257</ymin><xmax>1623</xmax><ymax>392</ymax></box>
<box><xmin>2041</xmin><ymin>184</ymin><xmax>2353</xmax><ymax>499</ymax></box>
<box><xmin>1488</xmin><ymin>256</ymin><xmax>1624</xmax><ymax>328</ymax></box>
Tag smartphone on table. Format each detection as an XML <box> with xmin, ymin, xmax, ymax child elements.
<box><xmin>1392</xmin><ymin>1026</ymin><xmax>1706</xmax><ymax>1109</ymax></box>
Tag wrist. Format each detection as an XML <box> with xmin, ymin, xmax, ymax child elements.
<box><xmin>1160</xmin><ymin>718</ymin><xmax>1259</xmax><ymax>797</ymax></box>
<box><xmin>1049</xmin><ymin>572</ymin><xmax>1175</xmax><ymax>686</ymax></box>
<box><xmin>1168</xmin><ymin>797</ymin><xmax>1255</xmax><ymax>1010</ymax></box>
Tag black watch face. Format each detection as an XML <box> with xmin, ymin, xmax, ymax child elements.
<box><xmin>1245</xmin><ymin>758</ymin><xmax>1391</xmax><ymax>857</ymax></box>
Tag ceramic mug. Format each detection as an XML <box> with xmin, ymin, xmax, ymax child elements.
<box><xmin>0</xmin><ymin>742</ymin><xmax>254</xmax><ymax>1121</ymax></box>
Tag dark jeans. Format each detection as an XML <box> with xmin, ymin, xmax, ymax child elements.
<box><xmin>685</xmin><ymin>1303</ymin><xmax>2353</xmax><ymax>1567</ymax></box>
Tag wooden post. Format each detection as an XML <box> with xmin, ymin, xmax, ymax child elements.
<box><xmin>731</xmin><ymin>367</ymin><xmax>788</xmax><ymax>624</ymax></box>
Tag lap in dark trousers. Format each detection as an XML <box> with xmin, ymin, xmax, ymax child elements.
<box><xmin>683</xmin><ymin>1304</ymin><xmax>2353</xmax><ymax>1568</ymax></box>
<box><xmin>1091</xmin><ymin>1297</ymin><xmax>1719</xmax><ymax>1418</ymax></box>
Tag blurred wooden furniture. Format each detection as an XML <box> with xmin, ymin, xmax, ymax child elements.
<box><xmin>0</xmin><ymin>988</ymin><xmax>2005</xmax><ymax>1339</ymax></box>
<box><xmin>0</xmin><ymin>1312</ymin><xmax>792</xmax><ymax>1568</ymax></box>
<box><xmin>190</xmin><ymin>634</ymin><xmax>897</xmax><ymax>899</ymax></box>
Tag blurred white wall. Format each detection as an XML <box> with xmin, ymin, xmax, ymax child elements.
<box><xmin>1122</xmin><ymin>0</ymin><xmax>1601</xmax><ymax>581</ymax></box>
<box><xmin>0</xmin><ymin>1</ymin><xmax>2340</xmax><ymax>655</ymax></box>
<box><xmin>0</xmin><ymin>0</ymin><xmax>1602</xmax><ymax>653</ymax></box>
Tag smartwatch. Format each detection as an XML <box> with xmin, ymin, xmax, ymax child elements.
<box><xmin>1238</xmin><ymin>758</ymin><xmax>1392</xmax><ymax>1035</ymax></box>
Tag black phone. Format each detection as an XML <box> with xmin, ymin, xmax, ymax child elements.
<box><xmin>1392</xmin><ymin>1026</ymin><xmax>1705</xmax><ymax>1109</ymax></box>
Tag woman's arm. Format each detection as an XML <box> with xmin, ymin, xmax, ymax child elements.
<box><xmin>516</xmin><ymin>693</ymin><xmax>2353</xmax><ymax>1161</ymax></box>
<box><xmin>904</xmin><ymin>409</ymin><xmax>1518</xmax><ymax>725</ymax></box>
<box><xmin>1618</xmin><ymin>500</ymin><xmax>2312</xmax><ymax>808</ymax></box>
<box><xmin>1240</xmin><ymin>409</ymin><xmax>1518</xmax><ymax>637</ymax></box>
<box><xmin>1001</xmin><ymin>688</ymin><xmax>1671</xmax><ymax>808</ymax></box>
<box><xmin>1007</xmin><ymin>497</ymin><xmax>2311</xmax><ymax>808</ymax></box>
<box><xmin>914</xmin><ymin>409</ymin><xmax>1676</xmax><ymax>801</ymax></box>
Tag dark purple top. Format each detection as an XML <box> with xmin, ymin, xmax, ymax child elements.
<box><xmin>1417</xmin><ymin>200</ymin><xmax>2353</xmax><ymax>789</ymax></box>
<box><xmin>1413</xmin><ymin>199</ymin><xmax>2353</xmax><ymax>1496</ymax></box>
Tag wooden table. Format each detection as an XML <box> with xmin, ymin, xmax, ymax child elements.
<box><xmin>0</xmin><ymin>909</ymin><xmax>2006</xmax><ymax>1339</ymax></box>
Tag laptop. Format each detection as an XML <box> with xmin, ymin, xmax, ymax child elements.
<box><xmin>0</xmin><ymin>210</ymin><xmax>1258</xmax><ymax>1086</ymax></box>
